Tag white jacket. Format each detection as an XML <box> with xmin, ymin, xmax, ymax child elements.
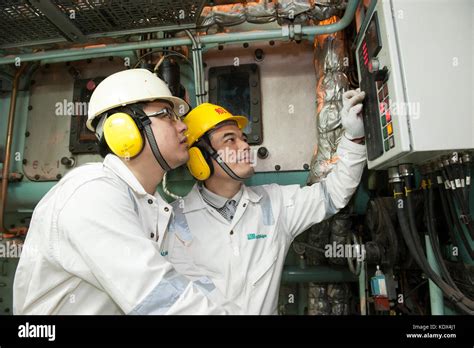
<box><xmin>163</xmin><ymin>136</ymin><xmax>367</xmax><ymax>314</ymax></box>
<box><xmin>13</xmin><ymin>154</ymin><xmax>239</xmax><ymax>315</ymax></box>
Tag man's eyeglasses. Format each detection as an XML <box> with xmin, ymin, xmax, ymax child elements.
<box><xmin>146</xmin><ymin>107</ymin><xmax>183</xmax><ymax>122</ymax></box>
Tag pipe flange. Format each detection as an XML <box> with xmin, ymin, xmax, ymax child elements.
<box><xmin>387</xmin><ymin>166</ymin><xmax>401</xmax><ymax>183</ymax></box>
<box><xmin>462</xmin><ymin>153</ymin><xmax>471</xmax><ymax>164</ymax></box>
<box><xmin>293</xmin><ymin>24</ymin><xmax>302</xmax><ymax>41</ymax></box>
<box><xmin>347</xmin><ymin>233</ymin><xmax>364</xmax><ymax>276</ymax></box>
<box><xmin>398</xmin><ymin>163</ymin><xmax>414</xmax><ymax>177</ymax></box>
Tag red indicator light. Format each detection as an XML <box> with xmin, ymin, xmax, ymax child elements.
<box><xmin>379</xmin><ymin>102</ymin><xmax>385</xmax><ymax>113</ymax></box>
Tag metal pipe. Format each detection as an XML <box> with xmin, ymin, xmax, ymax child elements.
<box><xmin>0</xmin><ymin>0</ymin><xmax>360</xmax><ymax>65</ymax></box>
<box><xmin>282</xmin><ymin>266</ymin><xmax>358</xmax><ymax>283</ymax></box>
<box><xmin>425</xmin><ymin>235</ymin><xmax>445</xmax><ymax>315</ymax></box>
<box><xmin>1</xmin><ymin>64</ymin><xmax>28</xmax><ymax>236</ymax></box>
<box><xmin>359</xmin><ymin>261</ymin><xmax>367</xmax><ymax>315</ymax></box>
<box><xmin>196</xmin><ymin>37</ymin><xmax>205</xmax><ymax>104</ymax></box>
<box><xmin>185</xmin><ymin>30</ymin><xmax>205</xmax><ymax>106</ymax></box>
<box><xmin>5</xmin><ymin>182</ymin><xmax>55</xmax><ymax>212</ymax></box>
<box><xmin>297</xmin><ymin>256</ymin><xmax>307</xmax><ymax>315</ymax></box>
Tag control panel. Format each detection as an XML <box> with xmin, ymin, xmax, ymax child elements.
<box><xmin>356</xmin><ymin>11</ymin><xmax>393</xmax><ymax>161</ymax></box>
<box><xmin>355</xmin><ymin>0</ymin><xmax>473</xmax><ymax>169</ymax></box>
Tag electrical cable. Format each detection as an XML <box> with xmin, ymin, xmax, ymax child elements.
<box><xmin>162</xmin><ymin>172</ymin><xmax>182</xmax><ymax>200</ymax></box>
<box><xmin>443</xmin><ymin>184</ymin><xmax>474</xmax><ymax>259</ymax></box>
<box><xmin>133</xmin><ymin>49</ymin><xmax>192</xmax><ymax>69</ymax></box>
<box><xmin>435</xmin><ymin>170</ymin><xmax>460</xmax><ymax>250</ymax></box>
<box><xmin>392</xmin><ymin>177</ymin><xmax>474</xmax><ymax>314</ymax></box>
<box><xmin>441</xmin><ymin>160</ymin><xmax>474</xmax><ymax>239</ymax></box>
<box><xmin>185</xmin><ymin>30</ymin><xmax>205</xmax><ymax>105</ymax></box>
<box><xmin>424</xmin><ymin>177</ymin><xmax>462</xmax><ymax>293</ymax></box>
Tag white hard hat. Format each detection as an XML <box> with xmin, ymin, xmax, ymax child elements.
<box><xmin>86</xmin><ymin>69</ymin><xmax>190</xmax><ymax>132</ymax></box>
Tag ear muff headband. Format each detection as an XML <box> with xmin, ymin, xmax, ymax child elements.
<box><xmin>102</xmin><ymin>105</ymin><xmax>172</xmax><ymax>171</ymax></box>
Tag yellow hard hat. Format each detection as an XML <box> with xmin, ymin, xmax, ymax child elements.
<box><xmin>184</xmin><ymin>103</ymin><xmax>248</xmax><ymax>146</ymax></box>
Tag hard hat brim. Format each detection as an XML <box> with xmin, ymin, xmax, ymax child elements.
<box><xmin>189</xmin><ymin>115</ymin><xmax>248</xmax><ymax>146</ymax></box>
<box><xmin>220</xmin><ymin>115</ymin><xmax>248</xmax><ymax>132</ymax></box>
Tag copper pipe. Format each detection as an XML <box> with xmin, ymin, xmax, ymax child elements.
<box><xmin>0</xmin><ymin>64</ymin><xmax>28</xmax><ymax>236</ymax></box>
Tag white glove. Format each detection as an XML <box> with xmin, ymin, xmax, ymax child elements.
<box><xmin>341</xmin><ymin>88</ymin><xmax>366</xmax><ymax>140</ymax></box>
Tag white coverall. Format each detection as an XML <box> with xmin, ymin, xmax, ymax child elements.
<box><xmin>162</xmin><ymin>136</ymin><xmax>367</xmax><ymax>314</ymax></box>
<box><xmin>13</xmin><ymin>154</ymin><xmax>239</xmax><ymax>314</ymax></box>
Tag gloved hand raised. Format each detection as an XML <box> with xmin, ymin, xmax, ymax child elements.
<box><xmin>341</xmin><ymin>88</ymin><xmax>366</xmax><ymax>141</ymax></box>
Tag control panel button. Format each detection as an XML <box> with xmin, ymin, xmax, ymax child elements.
<box><xmin>384</xmin><ymin>139</ymin><xmax>390</xmax><ymax>152</ymax></box>
<box><xmin>381</xmin><ymin>115</ymin><xmax>387</xmax><ymax>126</ymax></box>
<box><xmin>389</xmin><ymin>136</ymin><xmax>395</xmax><ymax>148</ymax></box>
<box><xmin>387</xmin><ymin>123</ymin><xmax>393</xmax><ymax>135</ymax></box>
<box><xmin>379</xmin><ymin>83</ymin><xmax>386</xmax><ymax>99</ymax></box>
<box><xmin>378</xmin><ymin>90</ymin><xmax>384</xmax><ymax>102</ymax></box>
<box><xmin>383</xmin><ymin>126</ymin><xmax>388</xmax><ymax>139</ymax></box>
<box><xmin>374</xmin><ymin>66</ymin><xmax>389</xmax><ymax>82</ymax></box>
<box><xmin>383</xmin><ymin>83</ymin><xmax>389</xmax><ymax>98</ymax></box>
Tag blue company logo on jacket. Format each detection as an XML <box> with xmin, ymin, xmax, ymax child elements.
<box><xmin>247</xmin><ymin>233</ymin><xmax>267</xmax><ymax>241</ymax></box>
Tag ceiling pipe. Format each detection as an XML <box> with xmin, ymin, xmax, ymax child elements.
<box><xmin>0</xmin><ymin>0</ymin><xmax>360</xmax><ymax>65</ymax></box>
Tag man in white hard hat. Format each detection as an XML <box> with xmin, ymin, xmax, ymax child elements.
<box><xmin>13</xmin><ymin>69</ymin><xmax>240</xmax><ymax>315</ymax></box>
<box><xmin>163</xmin><ymin>89</ymin><xmax>367</xmax><ymax>314</ymax></box>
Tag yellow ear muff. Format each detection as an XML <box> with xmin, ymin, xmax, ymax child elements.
<box><xmin>187</xmin><ymin>147</ymin><xmax>211</xmax><ymax>181</ymax></box>
<box><xmin>103</xmin><ymin>112</ymin><xmax>144</xmax><ymax>158</ymax></box>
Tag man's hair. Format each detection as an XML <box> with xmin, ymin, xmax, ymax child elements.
<box><xmin>91</xmin><ymin>113</ymin><xmax>111</xmax><ymax>158</ymax></box>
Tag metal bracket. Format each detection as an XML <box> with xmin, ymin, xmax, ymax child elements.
<box><xmin>283</xmin><ymin>24</ymin><xmax>303</xmax><ymax>41</ymax></box>
<box><xmin>0</xmin><ymin>173</ymin><xmax>23</xmax><ymax>182</ymax></box>
<box><xmin>293</xmin><ymin>24</ymin><xmax>302</xmax><ymax>41</ymax></box>
<box><xmin>347</xmin><ymin>233</ymin><xmax>363</xmax><ymax>276</ymax></box>
<box><xmin>28</xmin><ymin>0</ymin><xmax>86</xmax><ymax>42</ymax></box>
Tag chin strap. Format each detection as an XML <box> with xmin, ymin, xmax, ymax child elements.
<box><xmin>143</xmin><ymin>124</ymin><xmax>172</xmax><ymax>171</ymax></box>
<box><xmin>133</xmin><ymin>105</ymin><xmax>172</xmax><ymax>172</ymax></box>
<box><xmin>197</xmin><ymin>138</ymin><xmax>248</xmax><ymax>182</ymax></box>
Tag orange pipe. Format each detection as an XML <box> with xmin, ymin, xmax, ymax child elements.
<box><xmin>0</xmin><ymin>64</ymin><xmax>28</xmax><ymax>236</ymax></box>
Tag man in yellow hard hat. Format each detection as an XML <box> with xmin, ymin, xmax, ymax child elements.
<box><xmin>163</xmin><ymin>90</ymin><xmax>367</xmax><ymax>314</ymax></box>
<box><xmin>13</xmin><ymin>69</ymin><xmax>240</xmax><ymax>315</ymax></box>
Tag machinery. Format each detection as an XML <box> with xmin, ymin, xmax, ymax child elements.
<box><xmin>0</xmin><ymin>0</ymin><xmax>473</xmax><ymax>317</ymax></box>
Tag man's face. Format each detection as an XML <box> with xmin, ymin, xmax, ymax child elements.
<box><xmin>208</xmin><ymin>123</ymin><xmax>254</xmax><ymax>181</ymax></box>
<box><xmin>142</xmin><ymin>101</ymin><xmax>189</xmax><ymax>169</ymax></box>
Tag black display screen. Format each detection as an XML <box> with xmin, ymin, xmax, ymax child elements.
<box><xmin>366</xmin><ymin>13</ymin><xmax>382</xmax><ymax>58</ymax></box>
